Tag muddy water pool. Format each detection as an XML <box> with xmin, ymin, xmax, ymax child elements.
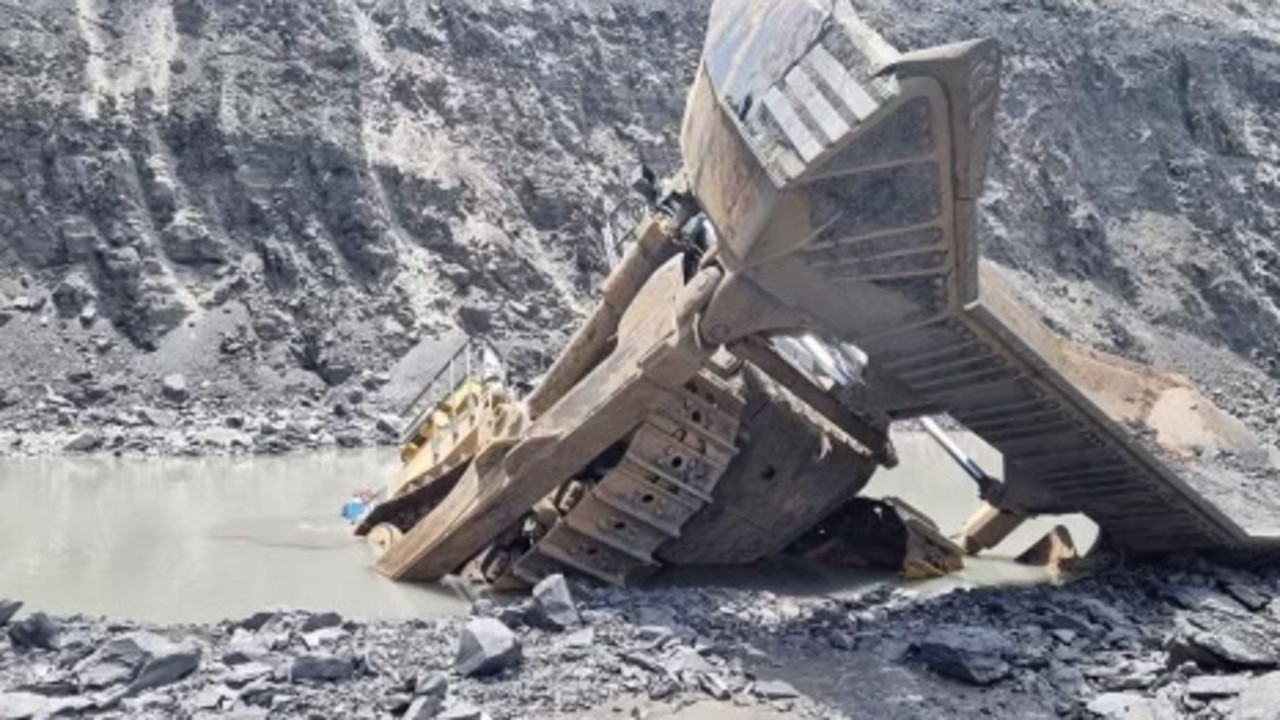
<box><xmin>0</xmin><ymin>449</ymin><xmax>464</xmax><ymax>622</ymax></box>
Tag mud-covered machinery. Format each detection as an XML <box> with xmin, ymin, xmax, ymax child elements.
<box><xmin>356</xmin><ymin>0</ymin><xmax>1280</xmax><ymax>588</ymax></box>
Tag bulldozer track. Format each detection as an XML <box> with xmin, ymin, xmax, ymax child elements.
<box><xmin>505</xmin><ymin>370</ymin><xmax>745</xmax><ymax>586</ymax></box>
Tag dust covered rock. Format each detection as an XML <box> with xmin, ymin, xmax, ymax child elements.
<box><xmin>74</xmin><ymin>631</ymin><xmax>201</xmax><ymax>694</ymax></box>
<box><xmin>528</xmin><ymin>574</ymin><xmax>580</xmax><ymax>631</ymax></box>
<box><xmin>454</xmin><ymin>618</ymin><xmax>521</xmax><ymax>677</ymax></box>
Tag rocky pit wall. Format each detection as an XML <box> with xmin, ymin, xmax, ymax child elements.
<box><xmin>0</xmin><ymin>0</ymin><xmax>1279</xmax><ymax>458</ymax></box>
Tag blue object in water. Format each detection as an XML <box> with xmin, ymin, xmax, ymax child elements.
<box><xmin>341</xmin><ymin>497</ymin><xmax>366</xmax><ymax>524</ymax></box>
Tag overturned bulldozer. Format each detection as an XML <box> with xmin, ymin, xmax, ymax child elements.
<box><xmin>356</xmin><ymin>0</ymin><xmax>1280</xmax><ymax>588</ymax></box>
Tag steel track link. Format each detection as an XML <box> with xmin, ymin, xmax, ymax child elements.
<box><xmin>505</xmin><ymin>370</ymin><xmax>745</xmax><ymax>586</ymax></box>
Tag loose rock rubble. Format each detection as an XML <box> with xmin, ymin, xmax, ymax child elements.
<box><xmin>2</xmin><ymin>558</ymin><xmax>1278</xmax><ymax>719</ymax></box>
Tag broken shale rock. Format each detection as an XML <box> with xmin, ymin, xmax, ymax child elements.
<box><xmin>1167</xmin><ymin>628</ymin><xmax>1278</xmax><ymax>671</ymax></box>
<box><xmin>402</xmin><ymin>694</ymin><xmax>444</xmax><ymax>720</ymax></box>
<box><xmin>454</xmin><ymin>618</ymin><xmax>521</xmax><ymax>677</ymax></box>
<box><xmin>287</xmin><ymin>654</ymin><xmax>356</xmax><ymax>682</ymax></box>
<box><xmin>0</xmin><ymin>600</ymin><xmax>21</xmax><ymax>626</ymax></box>
<box><xmin>75</xmin><ymin>631</ymin><xmax>201</xmax><ymax>694</ymax></box>
<box><xmin>1085</xmin><ymin>691</ymin><xmax>1176</xmax><ymax>720</ymax></box>
<box><xmin>912</xmin><ymin>625</ymin><xmax>1012</xmax><ymax>686</ymax></box>
<box><xmin>221</xmin><ymin>629</ymin><xmax>270</xmax><ymax>666</ymax></box>
<box><xmin>298</xmin><ymin>611</ymin><xmax>343</xmax><ymax>633</ymax></box>
<box><xmin>1224</xmin><ymin>583</ymin><xmax>1272</xmax><ymax>613</ymax></box>
<box><xmin>438</xmin><ymin>702</ymin><xmax>492</xmax><ymax>720</ymax></box>
<box><xmin>1185</xmin><ymin>674</ymin><xmax>1246</xmax><ymax>699</ymax></box>
<box><xmin>753</xmin><ymin>679</ymin><xmax>800</xmax><ymax>700</ymax></box>
<box><xmin>6</xmin><ymin>613</ymin><xmax>61</xmax><ymax>651</ymax></box>
<box><xmin>0</xmin><ymin>691</ymin><xmax>50</xmax><ymax>720</ymax></box>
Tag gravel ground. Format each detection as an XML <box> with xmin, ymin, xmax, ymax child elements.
<box><xmin>3</xmin><ymin>559</ymin><xmax>1280</xmax><ymax>720</ymax></box>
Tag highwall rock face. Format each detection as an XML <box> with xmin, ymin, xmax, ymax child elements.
<box><xmin>0</xmin><ymin>0</ymin><xmax>703</xmax><ymax>452</ymax></box>
<box><xmin>0</xmin><ymin>0</ymin><xmax>1277</xmax><ymax>453</ymax></box>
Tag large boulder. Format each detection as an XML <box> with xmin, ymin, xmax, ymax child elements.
<box><xmin>74</xmin><ymin>631</ymin><xmax>201</xmax><ymax>694</ymax></box>
<box><xmin>454</xmin><ymin>618</ymin><xmax>521</xmax><ymax>677</ymax></box>
<box><xmin>51</xmin><ymin>275</ymin><xmax>95</xmax><ymax>319</ymax></box>
<box><xmin>527</xmin><ymin>574</ymin><xmax>579</xmax><ymax>631</ymax></box>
